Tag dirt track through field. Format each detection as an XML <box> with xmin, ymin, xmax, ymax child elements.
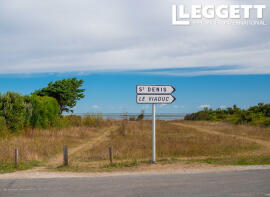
<box><xmin>172</xmin><ymin>122</ymin><xmax>270</xmax><ymax>148</ymax></box>
<box><xmin>47</xmin><ymin>126</ymin><xmax>115</xmax><ymax>167</ymax></box>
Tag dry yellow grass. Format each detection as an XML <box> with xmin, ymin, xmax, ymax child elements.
<box><xmin>1</xmin><ymin>119</ymin><xmax>270</xmax><ymax>173</ymax></box>
<box><xmin>0</xmin><ymin>127</ymin><xmax>107</xmax><ymax>163</ymax></box>
<box><xmin>179</xmin><ymin>120</ymin><xmax>270</xmax><ymax>141</ymax></box>
<box><xmin>71</xmin><ymin>120</ymin><xmax>259</xmax><ymax>165</ymax></box>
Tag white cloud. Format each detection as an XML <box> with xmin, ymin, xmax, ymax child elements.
<box><xmin>91</xmin><ymin>105</ymin><xmax>99</xmax><ymax>109</ymax></box>
<box><xmin>173</xmin><ymin>105</ymin><xmax>184</xmax><ymax>109</ymax></box>
<box><xmin>199</xmin><ymin>104</ymin><xmax>211</xmax><ymax>109</ymax></box>
<box><xmin>142</xmin><ymin>105</ymin><xmax>150</xmax><ymax>109</ymax></box>
<box><xmin>0</xmin><ymin>0</ymin><xmax>269</xmax><ymax>75</ymax></box>
<box><xmin>160</xmin><ymin>104</ymin><xmax>167</xmax><ymax>108</ymax></box>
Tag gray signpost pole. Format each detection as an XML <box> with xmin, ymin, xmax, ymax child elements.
<box><xmin>152</xmin><ymin>104</ymin><xmax>156</xmax><ymax>163</ymax></box>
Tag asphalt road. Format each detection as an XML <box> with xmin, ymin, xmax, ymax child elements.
<box><xmin>0</xmin><ymin>169</ymin><xmax>270</xmax><ymax>197</ymax></box>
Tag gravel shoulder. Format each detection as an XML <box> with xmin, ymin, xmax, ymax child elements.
<box><xmin>1</xmin><ymin>164</ymin><xmax>270</xmax><ymax>180</ymax></box>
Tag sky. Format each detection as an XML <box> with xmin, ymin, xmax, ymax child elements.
<box><xmin>0</xmin><ymin>73</ymin><xmax>269</xmax><ymax>113</ymax></box>
<box><xmin>0</xmin><ymin>0</ymin><xmax>269</xmax><ymax>113</ymax></box>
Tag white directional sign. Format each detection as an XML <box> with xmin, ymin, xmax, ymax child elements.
<box><xmin>136</xmin><ymin>84</ymin><xmax>176</xmax><ymax>164</ymax></box>
<box><xmin>137</xmin><ymin>94</ymin><xmax>176</xmax><ymax>104</ymax></box>
<box><xmin>137</xmin><ymin>85</ymin><xmax>175</xmax><ymax>95</ymax></box>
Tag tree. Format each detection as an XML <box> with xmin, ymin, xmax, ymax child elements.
<box><xmin>34</xmin><ymin>78</ymin><xmax>85</xmax><ymax>114</ymax></box>
<box><xmin>227</xmin><ymin>107</ymin><xmax>234</xmax><ymax>114</ymax></box>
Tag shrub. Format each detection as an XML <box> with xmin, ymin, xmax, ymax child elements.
<box><xmin>136</xmin><ymin>112</ymin><xmax>144</xmax><ymax>121</ymax></box>
<box><xmin>264</xmin><ymin>119</ymin><xmax>270</xmax><ymax>127</ymax></box>
<box><xmin>51</xmin><ymin>114</ymin><xmax>104</xmax><ymax>129</ymax></box>
<box><xmin>0</xmin><ymin>116</ymin><xmax>7</xmax><ymax>133</ymax></box>
<box><xmin>23</xmin><ymin>96</ymin><xmax>33</xmax><ymax>127</ymax></box>
<box><xmin>52</xmin><ymin>116</ymin><xmax>70</xmax><ymax>129</ymax></box>
<box><xmin>0</xmin><ymin>92</ymin><xmax>26</xmax><ymax>131</ymax></box>
<box><xmin>237</xmin><ymin>112</ymin><xmax>252</xmax><ymax>124</ymax></box>
<box><xmin>30</xmin><ymin>95</ymin><xmax>59</xmax><ymax>129</ymax></box>
<box><xmin>185</xmin><ymin>103</ymin><xmax>270</xmax><ymax>127</ymax></box>
<box><xmin>83</xmin><ymin>114</ymin><xmax>103</xmax><ymax>127</ymax></box>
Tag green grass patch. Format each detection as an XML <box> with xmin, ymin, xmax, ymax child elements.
<box><xmin>54</xmin><ymin>160</ymin><xmax>139</xmax><ymax>173</ymax></box>
<box><xmin>103</xmin><ymin>160</ymin><xmax>138</xmax><ymax>169</ymax></box>
<box><xmin>54</xmin><ymin>158</ymin><xmax>189</xmax><ymax>173</ymax></box>
<box><xmin>198</xmin><ymin>155</ymin><xmax>270</xmax><ymax>165</ymax></box>
<box><xmin>0</xmin><ymin>161</ymin><xmax>41</xmax><ymax>174</ymax></box>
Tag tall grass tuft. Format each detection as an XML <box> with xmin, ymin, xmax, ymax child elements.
<box><xmin>53</xmin><ymin>114</ymin><xmax>106</xmax><ymax>129</ymax></box>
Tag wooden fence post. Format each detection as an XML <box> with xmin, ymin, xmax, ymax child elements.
<box><xmin>109</xmin><ymin>147</ymin><xmax>113</xmax><ymax>164</ymax></box>
<box><xmin>63</xmin><ymin>145</ymin><xmax>68</xmax><ymax>166</ymax></box>
<box><xmin>121</xmin><ymin>112</ymin><xmax>128</xmax><ymax>136</ymax></box>
<box><xmin>14</xmin><ymin>148</ymin><xmax>18</xmax><ymax>168</ymax></box>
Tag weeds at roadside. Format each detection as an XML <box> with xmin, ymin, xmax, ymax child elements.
<box><xmin>103</xmin><ymin>160</ymin><xmax>138</xmax><ymax>169</ymax></box>
<box><xmin>0</xmin><ymin>161</ymin><xmax>41</xmax><ymax>174</ymax></box>
<box><xmin>197</xmin><ymin>154</ymin><xmax>270</xmax><ymax>166</ymax></box>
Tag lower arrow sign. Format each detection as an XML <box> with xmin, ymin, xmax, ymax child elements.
<box><xmin>137</xmin><ymin>94</ymin><xmax>176</xmax><ymax>104</ymax></box>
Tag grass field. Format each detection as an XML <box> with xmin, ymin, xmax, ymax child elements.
<box><xmin>64</xmin><ymin>120</ymin><xmax>266</xmax><ymax>172</ymax></box>
<box><xmin>0</xmin><ymin>119</ymin><xmax>117</xmax><ymax>173</ymax></box>
<box><xmin>178</xmin><ymin>120</ymin><xmax>270</xmax><ymax>141</ymax></box>
<box><xmin>1</xmin><ymin>120</ymin><xmax>270</xmax><ymax>173</ymax></box>
<box><xmin>176</xmin><ymin>121</ymin><xmax>270</xmax><ymax>165</ymax></box>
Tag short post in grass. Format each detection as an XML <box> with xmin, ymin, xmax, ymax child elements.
<box><xmin>109</xmin><ymin>146</ymin><xmax>113</xmax><ymax>164</ymax></box>
<box><xmin>121</xmin><ymin>112</ymin><xmax>128</xmax><ymax>136</ymax></box>
<box><xmin>14</xmin><ymin>148</ymin><xmax>18</xmax><ymax>168</ymax></box>
<box><xmin>63</xmin><ymin>145</ymin><xmax>68</xmax><ymax>166</ymax></box>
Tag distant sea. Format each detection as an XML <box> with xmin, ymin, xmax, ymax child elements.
<box><xmin>73</xmin><ymin>113</ymin><xmax>186</xmax><ymax>120</ymax></box>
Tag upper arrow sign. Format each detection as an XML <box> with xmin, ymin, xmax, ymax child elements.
<box><xmin>137</xmin><ymin>85</ymin><xmax>175</xmax><ymax>95</ymax></box>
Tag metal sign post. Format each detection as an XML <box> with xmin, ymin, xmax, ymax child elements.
<box><xmin>152</xmin><ymin>104</ymin><xmax>156</xmax><ymax>163</ymax></box>
<box><xmin>136</xmin><ymin>85</ymin><xmax>176</xmax><ymax>164</ymax></box>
